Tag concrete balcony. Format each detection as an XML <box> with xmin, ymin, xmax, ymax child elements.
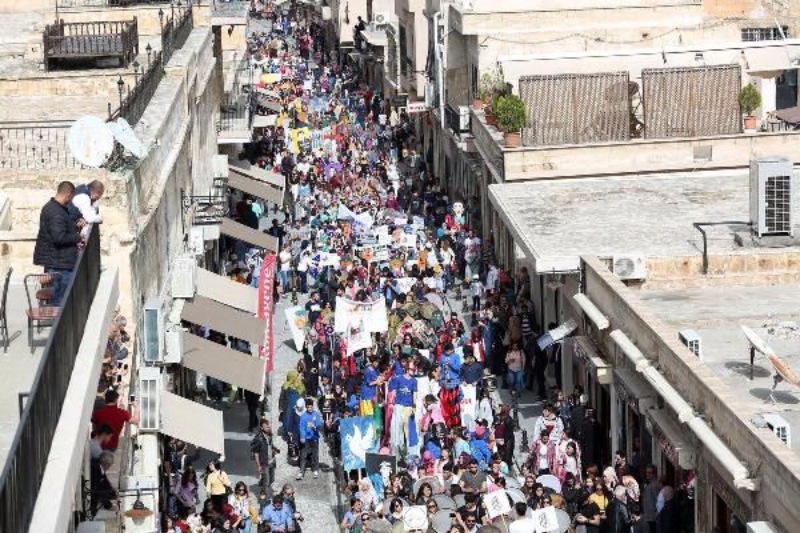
<box><xmin>471</xmin><ymin>108</ymin><xmax>800</xmax><ymax>182</ymax></box>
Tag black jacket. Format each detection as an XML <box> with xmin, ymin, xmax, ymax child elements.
<box><xmin>33</xmin><ymin>198</ymin><xmax>81</xmax><ymax>270</ymax></box>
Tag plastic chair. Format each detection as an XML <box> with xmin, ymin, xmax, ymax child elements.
<box><xmin>24</xmin><ymin>273</ymin><xmax>59</xmax><ymax>354</ymax></box>
<box><xmin>0</xmin><ymin>267</ymin><xmax>11</xmax><ymax>353</ymax></box>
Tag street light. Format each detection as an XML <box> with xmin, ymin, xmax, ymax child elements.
<box><xmin>117</xmin><ymin>75</ymin><xmax>125</xmax><ymax>108</ymax></box>
<box><xmin>158</xmin><ymin>8</ymin><xmax>164</xmax><ymax>32</ymax></box>
<box><xmin>146</xmin><ymin>43</ymin><xmax>152</xmax><ymax>66</ymax></box>
<box><xmin>132</xmin><ymin>60</ymin><xmax>140</xmax><ymax>84</ymax></box>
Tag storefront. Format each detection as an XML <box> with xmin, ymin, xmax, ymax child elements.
<box><xmin>697</xmin><ymin>459</ymin><xmax>752</xmax><ymax>533</ymax></box>
<box><xmin>613</xmin><ymin>368</ymin><xmax>656</xmax><ymax>477</ymax></box>
<box><xmin>565</xmin><ymin>335</ymin><xmax>613</xmax><ymax>465</ymax></box>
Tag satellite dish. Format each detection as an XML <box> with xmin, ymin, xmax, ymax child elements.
<box><xmin>740</xmin><ymin>325</ymin><xmax>774</xmax><ymax>356</ymax></box>
<box><xmin>68</xmin><ymin>116</ymin><xmax>115</xmax><ymax>168</ymax></box>
<box><xmin>108</xmin><ymin>117</ymin><xmax>146</xmax><ymax>159</ymax></box>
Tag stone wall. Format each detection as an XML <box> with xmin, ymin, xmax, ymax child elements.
<box><xmin>579</xmin><ymin>255</ymin><xmax>800</xmax><ymax>531</ymax></box>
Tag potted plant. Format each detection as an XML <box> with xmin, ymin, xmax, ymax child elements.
<box><xmin>476</xmin><ymin>71</ymin><xmax>495</xmax><ymax>109</ymax></box>
<box><xmin>739</xmin><ymin>83</ymin><xmax>762</xmax><ymax>131</ymax></box>
<box><xmin>495</xmin><ymin>94</ymin><xmax>526</xmax><ymax>148</ymax></box>
<box><xmin>486</xmin><ymin>94</ymin><xmax>504</xmax><ymax>127</ymax></box>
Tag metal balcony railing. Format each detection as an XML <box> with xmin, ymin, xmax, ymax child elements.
<box><xmin>0</xmin><ymin>224</ymin><xmax>102</xmax><ymax>533</ymax></box>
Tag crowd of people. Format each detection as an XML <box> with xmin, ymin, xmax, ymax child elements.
<box><xmin>155</xmin><ymin>0</ymin><xmax>697</xmax><ymax>532</ymax></box>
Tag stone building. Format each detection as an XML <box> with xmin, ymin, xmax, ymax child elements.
<box><xmin>0</xmin><ymin>0</ymin><xmax>254</xmax><ymax>530</ymax></box>
<box><xmin>489</xmin><ymin>167</ymin><xmax>800</xmax><ymax>532</ymax></box>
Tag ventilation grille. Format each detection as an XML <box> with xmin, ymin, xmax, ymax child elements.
<box><xmin>764</xmin><ymin>175</ymin><xmax>792</xmax><ymax>234</ymax></box>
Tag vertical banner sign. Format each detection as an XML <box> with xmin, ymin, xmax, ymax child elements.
<box><xmin>258</xmin><ymin>255</ymin><xmax>277</xmax><ymax>372</ymax></box>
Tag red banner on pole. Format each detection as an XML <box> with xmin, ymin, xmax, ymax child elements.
<box><xmin>258</xmin><ymin>255</ymin><xmax>277</xmax><ymax>372</ymax></box>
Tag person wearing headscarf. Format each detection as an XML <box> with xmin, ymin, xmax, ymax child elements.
<box><xmin>280</xmin><ymin>370</ymin><xmax>306</xmax><ymax>436</ymax></box>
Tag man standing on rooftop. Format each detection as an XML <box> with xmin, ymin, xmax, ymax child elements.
<box><xmin>33</xmin><ymin>181</ymin><xmax>84</xmax><ymax>306</ymax></box>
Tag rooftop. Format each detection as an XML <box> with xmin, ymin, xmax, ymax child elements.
<box><xmin>639</xmin><ymin>282</ymin><xmax>800</xmax><ymax>452</ymax></box>
<box><xmin>489</xmin><ymin>170</ymin><xmax>800</xmax><ymax>274</ymax></box>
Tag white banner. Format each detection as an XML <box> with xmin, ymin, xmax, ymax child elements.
<box><xmin>346</xmin><ymin>317</ymin><xmax>372</xmax><ymax>355</ymax></box>
<box><xmin>394</xmin><ymin>277</ymin><xmax>416</xmax><ymax>294</ymax></box>
<box><xmin>484</xmin><ymin>490</ymin><xmax>511</xmax><ymax>519</ymax></box>
<box><xmin>284</xmin><ymin>305</ymin><xmax>309</xmax><ymax>351</ymax></box>
<box><xmin>533</xmin><ymin>507</ymin><xmax>560</xmax><ymax>532</ymax></box>
<box><xmin>334</xmin><ymin>297</ymin><xmax>388</xmax><ymax>334</ymax></box>
<box><xmin>460</xmin><ymin>383</ymin><xmax>477</xmax><ymax>431</ymax></box>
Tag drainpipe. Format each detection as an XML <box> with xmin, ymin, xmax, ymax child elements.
<box><xmin>609</xmin><ymin>329</ymin><xmax>759</xmax><ymax>490</ymax></box>
<box><xmin>434</xmin><ymin>11</ymin><xmax>445</xmax><ymax>130</ymax></box>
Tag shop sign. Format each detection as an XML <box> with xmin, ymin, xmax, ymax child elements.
<box><xmin>406</xmin><ymin>101</ymin><xmax>430</xmax><ymax>114</ymax></box>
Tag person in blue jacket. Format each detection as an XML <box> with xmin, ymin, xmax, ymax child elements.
<box><xmin>297</xmin><ymin>398</ymin><xmax>322</xmax><ymax>480</ymax></box>
<box><xmin>469</xmin><ymin>426</ymin><xmax>492</xmax><ymax>470</ymax></box>
<box><xmin>439</xmin><ymin>343</ymin><xmax>462</xmax><ymax>427</ymax></box>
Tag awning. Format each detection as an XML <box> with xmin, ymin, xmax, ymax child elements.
<box><xmin>228</xmin><ymin>170</ymin><xmax>284</xmax><ymax>205</ymax></box>
<box><xmin>220</xmin><ymin>217</ymin><xmax>279</xmax><ymax>252</ymax></box>
<box><xmin>745</xmin><ymin>45</ymin><xmax>797</xmax><ymax>76</ymax></box>
<box><xmin>196</xmin><ymin>267</ymin><xmax>258</xmax><ymax>314</ymax></box>
<box><xmin>776</xmin><ymin>106</ymin><xmax>800</xmax><ymax>124</ymax></box>
<box><xmin>180</xmin><ymin>331</ymin><xmax>266</xmax><ymax>394</ymax></box>
<box><xmin>361</xmin><ymin>30</ymin><xmax>388</xmax><ymax>47</ymax></box>
<box><xmin>161</xmin><ymin>391</ymin><xmax>225</xmax><ymax>454</ymax></box>
<box><xmin>181</xmin><ymin>294</ymin><xmax>267</xmax><ymax>345</ymax></box>
<box><xmin>647</xmin><ymin>407</ymin><xmax>697</xmax><ymax>469</ymax></box>
<box><xmin>217</xmin><ymin>130</ymin><xmax>252</xmax><ymax>145</ymax></box>
<box><xmin>253</xmin><ymin>114</ymin><xmax>277</xmax><ymax>128</ymax></box>
<box><xmin>569</xmin><ymin>336</ymin><xmax>612</xmax><ymax>384</ymax></box>
<box><xmin>230</xmin><ymin>163</ymin><xmax>285</xmax><ymax>189</ymax></box>
<box><xmin>614</xmin><ymin>368</ymin><xmax>656</xmax><ymax>413</ymax></box>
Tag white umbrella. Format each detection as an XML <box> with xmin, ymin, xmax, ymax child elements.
<box><xmin>431</xmin><ymin>510</ymin><xmax>454</xmax><ymax>533</ymax></box>
<box><xmin>505</xmin><ymin>488</ymin><xmax>526</xmax><ymax>505</ymax></box>
<box><xmin>432</xmin><ymin>494</ymin><xmax>456</xmax><ymax>511</ymax></box>
<box><xmin>536</xmin><ymin>474</ymin><xmax>562</xmax><ymax>494</ymax></box>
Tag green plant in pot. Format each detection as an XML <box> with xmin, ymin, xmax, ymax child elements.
<box><xmin>476</xmin><ymin>72</ymin><xmax>495</xmax><ymax>109</ymax></box>
<box><xmin>739</xmin><ymin>83</ymin><xmax>762</xmax><ymax>131</ymax></box>
<box><xmin>495</xmin><ymin>94</ymin><xmax>526</xmax><ymax>148</ymax></box>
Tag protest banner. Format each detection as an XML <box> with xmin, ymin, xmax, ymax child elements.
<box><xmin>284</xmin><ymin>305</ymin><xmax>309</xmax><ymax>351</ymax></box>
<box><xmin>340</xmin><ymin>417</ymin><xmax>377</xmax><ymax>471</ymax></box>
<box><xmin>334</xmin><ymin>296</ymin><xmax>388</xmax><ymax>334</ymax></box>
<box><xmin>258</xmin><ymin>255</ymin><xmax>276</xmax><ymax>372</ymax></box>
<box><xmin>484</xmin><ymin>490</ymin><xmax>511</xmax><ymax>519</ymax></box>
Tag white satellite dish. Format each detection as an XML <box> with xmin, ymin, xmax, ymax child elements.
<box><xmin>68</xmin><ymin>116</ymin><xmax>115</xmax><ymax>168</ymax></box>
<box><xmin>740</xmin><ymin>325</ymin><xmax>774</xmax><ymax>356</ymax></box>
<box><xmin>108</xmin><ymin>117</ymin><xmax>146</xmax><ymax>159</ymax></box>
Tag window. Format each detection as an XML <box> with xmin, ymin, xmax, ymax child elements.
<box><xmin>741</xmin><ymin>26</ymin><xmax>789</xmax><ymax>41</ymax></box>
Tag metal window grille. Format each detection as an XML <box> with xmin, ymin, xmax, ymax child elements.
<box><xmin>741</xmin><ymin>27</ymin><xmax>789</xmax><ymax>42</ymax></box>
<box><xmin>764</xmin><ymin>175</ymin><xmax>792</xmax><ymax>234</ymax></box>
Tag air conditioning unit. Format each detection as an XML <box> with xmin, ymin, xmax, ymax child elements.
<box><xmin>171</xmin><ymin>255</ymin><xmax>197</xmax><ymax>299</ymax></box>
<box><xmin>424</xmin><ymin>81</ymin><xmax>435</xmax><ymax>108</ymax></box>
<box><xmin>212</xmin><ymin>154</ymin><xmax>228</xmax><ymax>179</ymax></box>
<box><xmin>138</xmin><ymin>366</ymin><xmax>162</xmax><ymax>432</ymax></box>
<box><xmin>163</xmin><ymin>325</ymin><xmax>184</xmax><ymax>364</ymax></box>
<box><xmin>679</xmin><ymin>329</ymin><xmax>702</xmax><ymax>359</ymax></box>
<box><xmin>612</xmin><ymin>254</ymin><xmax>647</xmax><ymax>280</ymax></box>
<box><xmin>189</xmin><ymin>226</ymin><xmax>205</xmax><ymax>256</ymax></box>
<box><xmin>750</xmin><ymin>156</ymin><xmax>793</xmax><ymax>237</ymax></box>
<box><xmin>762</xmin><ymin>412</ymin><xmax>791</xmax><ymax>447</ymax></box>
<box><xmin>141</xmin><ymin>299</ymin><xmax>164</xmax><ymax>363</ymax></box>
<box><xmin>372</xmin><ymin>12</ymin><xmax>389</xmax><ymax>26</ymax></box>
<box><xmin>458</xmin><ymin>105</ymin><xmax>470</xmax><ymax>132</ymax></box>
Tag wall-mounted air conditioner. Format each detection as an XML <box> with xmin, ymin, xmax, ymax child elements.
<box><xmin>141</xmin><ymin>299</ymin><xmax>164</xmax><ymax>363</ymax></box>
<box><xmin>612</xmin><ymin>254</ymin><xmax>647</xmax><ymax>281</ymax></box>
<box><xmin>372</xmin><ymin>12</ymin><xmax>389</xmax><ymax>26</ymax></box>
<box><xmin>679</xmin><ymin>329</ymin><xmax>702</xmax><ymax>359</ymax></box>
<box><xmin>762</xmin><ymin>412</ymin><xmax>791</xmax><ymax>447</ymax></box>
<box><xmin>458</xmin><ymin>106</ymin><xmax>470</xmax><ymax>132</ymax></box>
<box><xmin>171</xmin><ymin>255</ymin><xmax>197</xmax><ymax>299</ymax></box>
<box><xmin>138</xmin><ymin>366</ymin><xmax>162</xmax><ymax>432</ymax></box>
<box><xmin>163</xmin><ymin>326</ymin><xmax>184</xmax><ymax>364</ymax></box>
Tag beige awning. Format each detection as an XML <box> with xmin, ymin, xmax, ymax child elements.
<box><xmin>161</xmin><ymin>391</ymin><xmax>225</xmax><ymax>454</ymax></box>
<box><xmin>228</xmin><ymin>171</ymin><xmax>284</xmax><ymax>205</ymax></box>
<box><xmin>217</xmin><ymin>130</ymin><xmax>253</xmax><ymax>145</ymax></box>
<box><xmin>253</xmin><ymin>115</ymin><xmax>278</xmax><ymax>128</ymax></box>
<box><xmin>181</xmin><ymin>294</ymin><xmax>266</xmax><ymax>345</ymax></box>
<box><xmin>180</xmin><ymin>331</ymin><xmax>266</xmax><ymax>394</ymax></box>
<box><xmin>196</xmin><ymin>268</ymin><xmax>258</xmax><ymax>314</ymax></box>
<box><xmin>230</xmin><ymin>164</ymin><xmax>285</xmax><ymax>189</ymax></box>
<box><xmin>220</xmin><ymin>217</ymin><xmax>279</xmax><ymax>252</ymax></box>
<box><xmin>647</xmin><ymin>407</ymin><xmax>697</xmax><ymax>470</ymax></box>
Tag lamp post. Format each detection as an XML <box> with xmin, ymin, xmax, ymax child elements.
<box><xmin>146</xmin><ymin>43</ymin><xmax>152</xmax><ymax>67</ymax></box>
<box><xmin>158</xmin><ymin>8</ymin><xmax>164</xmax><ymax>32</ymax></box>
<box><xmin>132</xmin><ymin>60</ymin><xmax>140</xmax><ymax>84</ymax></box>
<box><xmin>116</xmin><ymin>75</ymin><xmax>125</xmax><ymax>108</ymax></box>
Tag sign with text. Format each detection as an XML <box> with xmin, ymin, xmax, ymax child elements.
<box><xmin>258</xmin><ymin>255</ymin><xmax>277</xmax><ymax>372</ymax></box>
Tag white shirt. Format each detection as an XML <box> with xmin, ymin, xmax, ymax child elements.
<box><xmin>538</xmin><ymin>443</ymin><xmax>549</xmax><ymax>470</ymax></box>
<box><xmin>509</xmin><ymin>518</ymin><xmax>537</xmax><ymax>533</ymax></box>
<box><xmin>279</xmin><ymin>250</ymin><xmax>292</xmax><ymax>271</ymax></box>
<box><xmin>71</xmin><ymin>193</ymin><xmax>102</xmax><ymax>223</ymax></box>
